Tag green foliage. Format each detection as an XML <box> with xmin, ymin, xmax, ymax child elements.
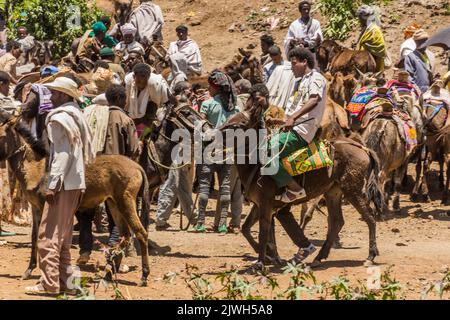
<box><xmin>3</xmin><ymin>0</ymin><xmax>104</xmax><ymax>58</ymax></box>
<box><xmin>422</xmin><ymin>268</ymin><xmax>450</xmax><ymax>299</ymax></box>
<box><xmin>317</xmin><ymin>0</ymin><xmax>387</xmax><ymax>40</ymax></box>
<box><xmin>172</xmin><ymin>263</ymin><xmax>407</xmax><ymax>300</ymax></box>
<box><xmin>280</xmin><ymin>262</ymin><xmax>325</xmax><ymax>300</ymax></box>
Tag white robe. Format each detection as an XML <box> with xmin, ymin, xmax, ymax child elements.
<box><xmin>125</xmin><ymin>72</ymin><xmax>170</xmax><ymax>119</ymax></box>
<box><xmin>167</xmin><ymin>38</ymin><xmax>202</xmax><ymax>76</ymax></box>
<box><xmin>284</xmin><ymin>18</ymin><xmax>323</xmax><ymax>56</ymax></box>
<box><xmin>266</xmin><ymin>61</ymin><xmax>296</xmax><ymax>111</ymax></box>
<box><xmin>114</xmin><ymin>2</ymin><xmax>165</xmax><ymax>42</ymax></box>
<box><xmin>114</xmin><ymin>41</ymin><xmax>145</xmax><ymax>60</ymax></box>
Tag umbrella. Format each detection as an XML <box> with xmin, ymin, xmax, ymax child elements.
<box><xmin>420</xmin><ymin>26</ymin><xmax>450</xmax><ymax>50</ymax></box>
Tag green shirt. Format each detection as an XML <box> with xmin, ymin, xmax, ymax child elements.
<box><xmin>88</xmin><ymin>31</ymin><xmax>118</xmax><ymax>48</ymax></box>
<box><xmin>200</xmin><ymin>95</ymin><xmax>240</xmax><ymax>128</ymax></box>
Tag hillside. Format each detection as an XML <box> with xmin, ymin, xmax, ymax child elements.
<box><xmin>96</xmin><ymin>0</ymin><xmax>450</xmax><ymax>75</ymax></box>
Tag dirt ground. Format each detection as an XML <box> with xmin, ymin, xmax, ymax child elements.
<box><xmin>1</xmin><ymin>164</ymin><xmax>450</xmax><ymax>300</ymax></box>
<box><xmin>1</xmin><ymin>0</ymin><xmax>450</xmax><ymax>300</ymax></box>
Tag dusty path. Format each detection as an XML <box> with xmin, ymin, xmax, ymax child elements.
<box><xmin>1</xmin><ymin>168</ymin><xmax>450</xmax><ymax>300</ymax></box>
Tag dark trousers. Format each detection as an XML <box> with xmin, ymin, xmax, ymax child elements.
<box><xmin>76</xmin><ymin>204</ymin><xmax>120</xmax><ymax>255</ymax></box>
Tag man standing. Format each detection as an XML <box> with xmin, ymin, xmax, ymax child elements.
<box><xmin>263</xmin><ymin>45</ymin><xmax>286</xmax><ymax>83</ymax></box>
<box><xmin>125</xmin><ymin>63</ymin><xmax>170</xmax><ymax>125</ymax></box>
<box><xmin>166</xmin><ymin>25</ymin><xmax>202</xmax><ymax>78</ymax></box>
<box><xmin>110</xmin><ymin>0</ymin><xmax>164</xmax><ymax>43</ymax></box>
<box><xmin>25</xmin><ymin>77</ymin><xmax>94</xmax><ymax>295</ymax></box>
<box><xmin>260</xmin><ymin>34</ymin><xmax>275</xmax><ymax>67</ymax></box>
<box><xmin>405</xmin><ymin>29</ymin><xmax>434</xmax><ymax>93</ymax></box>
<box><xmin>284</xmin><ymin>1</ymin><xmax>323</xmax><ymax>58</ymax></box>
<box><xmin>195</xmin><ymin>70</ymin><xmax>240</xmax><ymax>234</ymax></box>
<box><xmin>155</xmin><ymin>81</ymin><xmax>196</xmax><ymax>230</ymax></box>
<box><xmin>76</xmin><ymin>84</ymin><xmax>139</xmax><ymax>264</ymax></box>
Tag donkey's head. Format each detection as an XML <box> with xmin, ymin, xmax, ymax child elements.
<box><xmin>0</xmin><ymin>109</ymin><xmax>48</xmax><ymax>161</ymax></box>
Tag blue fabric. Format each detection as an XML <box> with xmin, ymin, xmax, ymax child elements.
<box><xmin>404</xmin><ymin>50</ymin><xmax>433</xmax><ymax>93</ymax></box>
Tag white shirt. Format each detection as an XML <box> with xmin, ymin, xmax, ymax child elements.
<box><xmin>167</xmin><ymin>38</ymin><xmax>202</xmax><ymax>75</ymax></box>
<box><xmin>125</xmin><ymin>72</ymin><xmax>170</xmax><ymax>119</ymax></box>
<box><xmin>284</xmin><ymin>18</ymin><xmax>323</xmax><ymax>55</ymax></box>
<box><xmin>114</xmin><ymin>41</ymin><xmax>145</xmax><ymax>60</ymax></box>
<box><xmin>46</xmin><ymin>102</ymin><xmax>87</xmax><ymax>191</ymax></box>
<box><xmin>400</xmin><ymin>38</ymin><xmax>416</xmax><ymax>59</ymax></box>
<box><xmin>400</xmin><ymin>38</ymin><xmax>436</xmax><ymax>72</ymax></box>
<box><xmin>285</xmin><ymin>70</ymin><xmax>327</xmax><ymax>143</ymax></box>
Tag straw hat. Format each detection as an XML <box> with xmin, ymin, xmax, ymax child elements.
<box><xmin>413</xmin><ymin>29</ymin><xmax>429</xmax><ymax>41</ymax></box>
<box><xmin>44</xmin><ymin>77</ymin><xmax>82</xmax><ymax>102</ymax></box>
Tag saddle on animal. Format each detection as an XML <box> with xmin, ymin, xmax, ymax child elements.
<box><xmin>361</xmin><ymin>98</ymin><xmax>418</xmax><ymax>152</ymax></box>
<box><xmin>282</xmin><ymin>139</ymin><xmax>334</xmax><ymax>177</ymax></box>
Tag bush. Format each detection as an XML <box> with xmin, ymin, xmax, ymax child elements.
<box><xmin>317</xmin><ymin>0</ymin><xmax>385</xmax><ymax>41</ymax></box>
<box><xmin>2</xmin><ymin>0</ymin><xmax>104</xmax><ymax>58</ymax></box>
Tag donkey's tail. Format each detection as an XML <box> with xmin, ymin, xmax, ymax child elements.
<box><xmin>366</xmin><ymin>149</ymin><xmax>386</xmax><ymax>218</ymax></box>
<box><xmin>137</xmin><ymin>166</ymin><xmax>151</xmax><ymax>231</ymax></box>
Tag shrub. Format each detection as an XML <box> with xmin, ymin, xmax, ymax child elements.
<box><xmin>2</xmin><ymin>0</ymin><xmax>104</xmax><ymax>58</ymax></box>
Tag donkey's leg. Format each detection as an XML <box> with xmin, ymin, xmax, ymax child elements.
<box><xmin>300</xmin><ymin>198</ymin><xmax>318</xmax><ymax>230</ymax></box>
<box><xmin>241</xmin><ymin>204</ymin><xmax>259</xmax><ymax>254</ymax></box>
<box><xmin>115</xmin><ymin>195</ymin><xmax>150</xmax><ymax>287</ymax></box>
<box><xmin>411</xmin><ymin>146</ymin><xmax>424</xmax><ymax>201</ymax></box>
<box><xmin>256</xmin><ymin>205</ymin><xmax>274</xmax><ymax>270</ymax></box>
<box><xmin>266</xmin><ymin>215</ymin><xmax>283</xmax><ymax>265</ymax></box>
<box><xmin>108</xmin><ymin>195</ymin><xmax>150</xmax><ymax>286</ymax></box>
<box><xmin>312</xmin><ymin>186</ymin><xmax>344</xmax><ymax>267</ymax></box>
<box><xmin>439</xmin><ymin>153</ymin><xmax>445</xmax><ymax>191</ymax></box>
<box><xmin>22</xmin><ymin>207</ymin><xmax>40</xmax><ymax>280</ymax></box>
<box><xmin>392</xmin><ymin>165</ymin><xmax>407</xmax><ymax>213</ymax></box>
<box><xmin>422</xmin><ymin>151</ymin><xmax>432</xmax><ymax>202</ymax></box>
<box><xmin>346</xmin><ymin>192</ymin><xmax>379</xmax><ymax>265</ymax></box>
<box><xmin>442</xmin><ymin>153</ymin><xmax>450</xmax><ymax>205</ymax></box>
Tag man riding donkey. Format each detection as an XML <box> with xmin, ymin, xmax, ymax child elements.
<box><xmin>264</xmin><ymin>47</ymin><xmax>329</xmax><ymax>259</ymax></box>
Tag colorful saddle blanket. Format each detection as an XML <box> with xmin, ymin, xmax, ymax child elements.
<box><xmin>282</xmin><ymin>139</ymin><xmax>333</xmax><ymax>177</ymax></box>
<box><xmin>385</xmin><ymin>80</ymin><xmax>421</xmax><ymax>99</ymax></box>
<box><xmin>346</xmin><ymin>86</ymin><xmax>377</xmax><ymax>117</ymax></box>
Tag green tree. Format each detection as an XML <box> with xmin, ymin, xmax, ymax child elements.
<box><xmin>1</xmin><ymin>0</ymin><xmax>104</xmax><ymax>58</ymax></box>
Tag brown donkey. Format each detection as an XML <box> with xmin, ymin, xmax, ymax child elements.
<box><xmin>413</xmin><ymin>97</ymin><xmax>450</xmax><ymax>203</ymax></box>
<box><xmin>0</xmin><ymin>110</ymin><xmax>151</xmax><ymax>286</ymax></box>
<box><xmin>219</xmin><ymin>105</ymin><xmax>384</xmax><ymax>269</ymax></box>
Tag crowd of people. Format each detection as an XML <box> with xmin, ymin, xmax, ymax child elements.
<box><xmin>0</xmin><ymin>0</ymin><xmax>449</xmax><ymax>296</ymax></box>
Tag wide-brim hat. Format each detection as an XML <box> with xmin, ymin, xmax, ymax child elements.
<box><xmin>44</xmin><ymin>77</ymin><xmax>82</xmax><ymax>102</ymax></box>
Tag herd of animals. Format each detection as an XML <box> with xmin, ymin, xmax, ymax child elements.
<box><xmin>2</xmin><ymin>11</ymin><xmax>450</xmax><ymax>287</ymax></box>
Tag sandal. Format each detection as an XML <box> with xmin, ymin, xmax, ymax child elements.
<box><xmin>25</xmin><ymin>284</ymin><xmax>58</xmax><ymax>296</ymax></box>
<box><xmin>275</xmin><ymin>187</ymin><xmax>307</xmax><ymax>203</ymax></box>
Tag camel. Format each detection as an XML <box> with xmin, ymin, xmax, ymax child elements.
<box><xmin>0</xmin><ymin>109</ymin><xmax>151</xmax><ymax>286</ymax></box>
<box><xmin>218</xmin><ymin>103</ymin><xmax>384</xmax><ymax>268</ymax></box>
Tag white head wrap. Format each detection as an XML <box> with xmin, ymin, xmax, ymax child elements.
<box><xmin>121</xmin><ymin>23</ymin><xmax>137</xmax><ymax>36</ymax></box>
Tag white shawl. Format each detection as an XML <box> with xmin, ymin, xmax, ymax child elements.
<box><xmin>46</xmin><ymin>102</ymin><xmax>96</xmax><ymax>165</ymax></box>
<box><xmin>267</xmin><ymin>61</ymin><xmax>296</xmax><ymax>110</ymax></box>
<box><xmin>83</xmin><ymin>104</ymin><xmax>110</xmax><ymax>154</ymax></box>
<box><xmin>125</xmin><ymin>72</ymin><xmax>170</xmax><ymax>119</ymax></box>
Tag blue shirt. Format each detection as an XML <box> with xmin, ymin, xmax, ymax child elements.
<box><xmin>200</xmin><ymin>95</ymin><xmax>240</xmax><ymax>128</ymax></box>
